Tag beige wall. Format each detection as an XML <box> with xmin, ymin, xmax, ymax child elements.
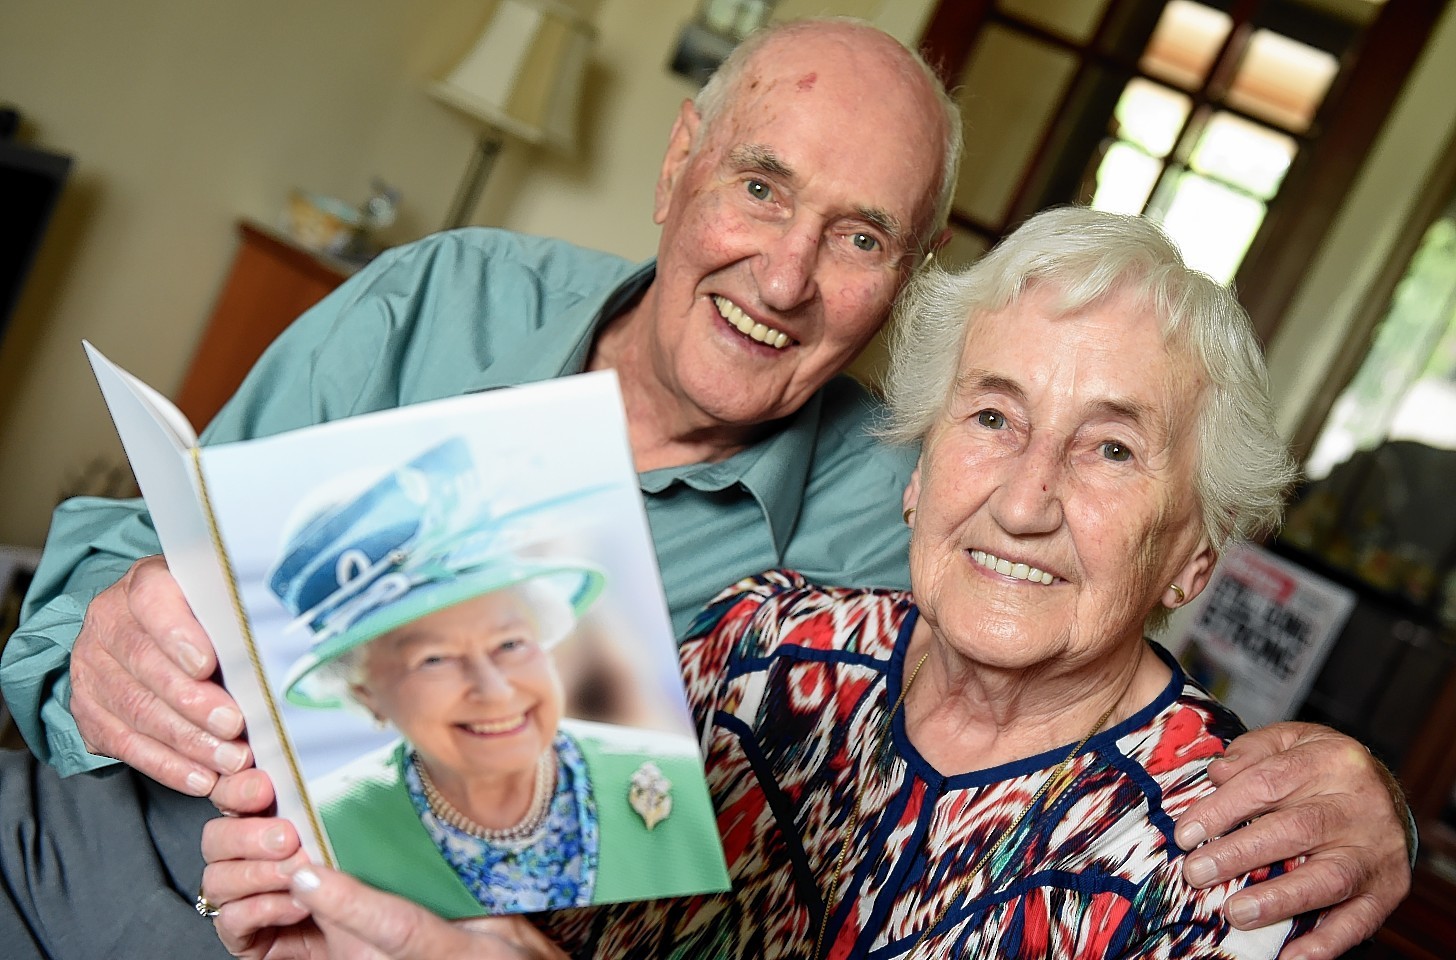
<box><xmin>0</xmin><ymin>0</ymin><xmax>931</xmax><ymax>547</ymax></box>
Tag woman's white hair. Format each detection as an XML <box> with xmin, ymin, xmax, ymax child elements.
<box><xmin>881</xmin><ymin>206</ymin><xmax>1298</xmax><ymax>551</ymax></box>
<box><xmin>692</xmin><ymin>16</ymin><xmax>963</xmax><ymax>250</ymax></box>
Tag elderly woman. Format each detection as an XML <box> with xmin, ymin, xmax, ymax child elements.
<box><xmin>265</xmin><ymin>439</ymin><xmax>726</xmax><ymax>919</ymax></box>
<box><xmin>209</xmin><ymin>208</ymin><xmax>1342</xmax><ymax>958</ymax></box>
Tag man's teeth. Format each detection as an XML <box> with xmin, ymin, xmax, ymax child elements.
<box><xmin>714</xmin><ymin>296</ymin><xmax>789</xmax><ymax>349</ymax></box>
<box><xmin>971</xmin><ymin>550</ymin><xmax>1055</xmax><ymax>585</ymax></box>
<box><xmin>464</xmin><ymin>715</ymin><xmax>525</xmax><ymax>735</ymax></box>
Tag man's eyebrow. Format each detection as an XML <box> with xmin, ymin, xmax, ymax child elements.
<box><xmin>855</xmin><ymin>205</ymin><xmax>905</xmax><ymax>244</ymax></box>
<box><xmin>728</xmin><ymin>144</ymin><xmax>795</xmax><ymax>181</ymax></box>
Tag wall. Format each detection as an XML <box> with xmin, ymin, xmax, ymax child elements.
<box><xmin>0</xmin><ymin>0</ymin><xmax>932</xmax><ymax>548</ymax></box>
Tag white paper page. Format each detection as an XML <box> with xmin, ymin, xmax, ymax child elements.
<box><xmin>83</xmin><ymin>342</ymin><xmax>253</xmax><ymax>714</ymax></box>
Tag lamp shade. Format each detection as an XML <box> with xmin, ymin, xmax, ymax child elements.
<box><xmin>430</xmin><ymin>0</ymin><xmax>596</xmax><ymax>155</ymax></box>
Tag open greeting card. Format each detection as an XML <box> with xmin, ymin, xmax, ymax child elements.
<box><xmin>85</xmin><ymin>343</ymin><xmax>729</xmax><ymax>917</ymax></box>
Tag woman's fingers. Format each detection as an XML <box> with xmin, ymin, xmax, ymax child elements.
<box><xmin>203</xmin><ymin>816</ymin><xmax>301</xmax><ymax>864</ymax></box>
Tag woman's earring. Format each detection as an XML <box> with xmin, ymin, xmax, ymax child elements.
<box><xmin>903</xmin><ymin>506</ymin><xmax>916</xmax><ymax>525</ymax></box>
<box><xmin>1168</xmin><ymin>583</ymin><xmax>1186</xmax><ymax>606</ymax></box>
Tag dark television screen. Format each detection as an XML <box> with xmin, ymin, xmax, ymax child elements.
<box><xmin>0</xmin><ymin>139</ymin><xmax>73</xmax><ymax>338</ymax></box>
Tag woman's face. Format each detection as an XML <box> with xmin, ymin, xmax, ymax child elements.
<box><xmin>350</xmin><ymin>587</ymin><xmax>565</xmax><ymax>783</ymax></box>
<box><xmin>905</xmin><ymin>284</ymin><xmax>1218</xmax><ymax>673</ymax></box>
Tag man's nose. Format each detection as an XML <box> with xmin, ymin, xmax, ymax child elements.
<box><xmin>989</xmin><ymin>436</ymin><xmax>1065</xmax><ymax>536</ymax></box>
<box><xmin>754</xmin><ymin>220</ymin><xmax>821</xmax><ymax>311</ymax></box>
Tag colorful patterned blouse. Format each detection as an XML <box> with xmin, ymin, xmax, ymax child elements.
<box><xmin>543</xmin><ymin>570</ymin><xmax>1315</xmax><ymax>958</ymax></box>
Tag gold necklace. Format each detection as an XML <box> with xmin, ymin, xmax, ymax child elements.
<box><xmin>812</xmin><ymin>651</ymin><xmax>1132</xmax><ymax>960</ymax></box>
<box><xmin>414</xmin><ymin>748</ymin><xmax>555</xmax><ymax>844</ymax></box>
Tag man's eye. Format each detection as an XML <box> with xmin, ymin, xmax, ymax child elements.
<box><xmin>976</xmin><ymin>410</ymin><xmax>1006</xmax><ymax>429</ymax></box>
<box><xmin>745</xmin><ymin>179</ymin><xmax>772</xmax><ymax>201</ymax></box>
<box><xmin>1100</xmin><ymin>441</ymin><xmax>1132</xmax><ymax>462</ymax></box>
<box><xmin>851</xmin><ymin>232</ymin><xmax>879</xmax><ymax>252</ymax></box>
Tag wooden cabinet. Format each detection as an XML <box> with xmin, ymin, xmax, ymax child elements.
<box><xmin>176</xmin><ymin>220</ymin><xmax>355</xmax><ymax>430</ymax></box>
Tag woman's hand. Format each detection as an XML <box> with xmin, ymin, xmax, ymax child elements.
<box><xmin>287</xmin><ymin>866</ymin><xmax>568</xmax><ymax>960</ymax></box>
<box><xmin>1173</xmin><ymin>721</ymin><xmax>1411</xmax><ymax>960</ymax></box>
<box><xmin>202</xmin><ymin>813</ymin><xmax>317</xmax><ymax>959</ymax></box>
<box><xmin>201</xmin><ymin>812</ymin><xmax>566</xmax><ymax>960</ymax></box>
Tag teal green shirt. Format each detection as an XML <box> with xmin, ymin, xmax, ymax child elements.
<box><xmin>1</xmin><ymin>229</ymin><xmax>915</xmax><ymax>775</ymax></box>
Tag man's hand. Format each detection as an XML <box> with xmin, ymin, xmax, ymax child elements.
<box><xmin>70</xmin><ymin>555</ymin><xmax>250</xmax><ymax>794</ymax></box>
<box><xmin>1174</xmin><ymin>722</ymin><xmax>1411</xmax><ymax>960</ymax></box>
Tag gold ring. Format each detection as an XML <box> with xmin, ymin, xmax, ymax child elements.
<box><xmin>195</xmin><ymin>890</ymin><xmax>221</xmax><ymax>919</ymax></box>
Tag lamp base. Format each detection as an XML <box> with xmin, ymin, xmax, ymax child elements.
<box><xmin>443</xmin><ymin>129</ymin><xmax>505</xmax><ymax>231</ymax></box>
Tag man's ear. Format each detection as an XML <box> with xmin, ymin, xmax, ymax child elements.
<box><xmin>1167</xmin><ymin>535</ymin><xmax>1218</xmax><ymax>608</ymax></box>
<box><xmin>930</xmin><ymin>227</ymin><xmax>953</xmax><ymax>254</ymax></box>
<box><xmin>654</xmin><ymin>100</ymin><xmax>700</xmax><ymax>226</ymax></box>
<box><xmin>902</xmin><ymin>463</ymin><xmax>922</xmax><ymax>522</ymax></box>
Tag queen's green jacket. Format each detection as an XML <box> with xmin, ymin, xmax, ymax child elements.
<box><xmin>313</xmin><ymin>718</ymin><xmax>729</xmax><ymax>919</ymax></box>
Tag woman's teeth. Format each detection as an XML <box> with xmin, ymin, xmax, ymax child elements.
<box><xmin>971</xmin><ymin>550</ymin><xmax>1055</xmax><ymax>585</ymax></box>
<box><xmin>714</xmin><ymin>296</ymin><xmax>790</xmax><ymax>349</ymax></box>
<box><xmin>463</xmin><ymin>715</ymin><xmax>526</xmax><ymax>735</ymax></box>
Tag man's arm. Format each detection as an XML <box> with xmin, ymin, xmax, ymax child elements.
<box><xmin>1175</xmin><ymin>722</ymin><xmax>1412</xmax><ymax>960</ymax></box>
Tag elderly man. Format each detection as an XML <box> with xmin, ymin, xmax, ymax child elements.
<box><xmin>0</xmin><ymin>17</ymin><xmax>1409</xmax><ymax>960</ymax></box>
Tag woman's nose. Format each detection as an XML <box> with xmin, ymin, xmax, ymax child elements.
<box><xmin>989</xmin><ymin>437</ymin><xmax>1065</xmax><ymax>535</ymax></box>
<box><xmin>753</xmin><ymin>221</ymin><xmax>821</xmax><ymax>311</ymax></box>
<box><xmin>463</xmin><ymin>656</ymin><xmax>514</xmax><ymax>699</ymax></box>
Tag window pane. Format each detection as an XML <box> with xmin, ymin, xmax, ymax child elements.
<box><xmin>1189</xmin><ymin>111</ymin><xmax>1297</xmax><ymax>199</ymax></box>
<box><xmin>951</xmin><ymin>26</ymin><xmax>1078</xmax><ymax>228</ymax></box>
<box><xmin>1114</xmin><ymin>78</ymin><xmax>1191</xmax><ymax>157</ymax></box>
<box><xmin>1226</xmin><ymin>29</ymin><xmax>1339</xmax><ymax>133</ymax></box>
<box><xmin>996</xmin><ymin>0</ymin><xmax>1112</xmax><ymax>44</ymax></box>
<box><xmin>1090</xmin><ymin>141</ymin><xmax>1163</xmax><ymax>214</ymax></box>
<box><xmin>1140</xmin><ymin>0</ymin><xmax>1232</xmax><ymax>90</ymax></box>
<box><xmin>1155</xmin><ymin>171</ymin><xmax>1266</xmax><ymax>284</ymax></box>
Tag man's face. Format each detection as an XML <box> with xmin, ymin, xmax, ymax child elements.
<box><xmin>644</xmin><ymin>31</ymin><xmax>946</xmax><ymax>430</ymax></box>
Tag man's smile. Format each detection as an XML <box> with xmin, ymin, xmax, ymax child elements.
<box><xmin>713</xmin><ymin>295</ymin><xmax>792</xmax><ymax>349</ymax></box>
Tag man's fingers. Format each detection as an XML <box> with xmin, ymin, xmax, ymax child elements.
<box><xmin>68</xmin><ymin>692</ymin><xmax>221</xmax><ymax>795</ymax></box>
<box><xmin>1182</xmin><ymin>801</ymin><xmax>1343</xmax><ymax>888</ymax></box>
<box><xmin>1275</xmin><ymin>896</ymin><xmax>1390</xmax><ymax>960</ymax></box>
<box><xmin>1175</xmin><ymin>746</ymin><xmax>1311</xmax><ymax>850</ymax></box>
<box><xmin>211</xmin><ymin>768</ymin><xmax>278</xmax><ymax>816</ymax></box>
<box><xmin>203</xmin><ymin>815</ymin><xmax>300</xmax><ymax>863</ymax></box>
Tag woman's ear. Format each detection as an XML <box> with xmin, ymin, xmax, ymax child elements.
<box><xmin>1167</xmin><ymin>536</ymin><xmax>1219</xmax><ymax>608</ymax></box>
<box><xmin>349</xmin><ymin>682</ymin><xmax>384</xmax><ymax>725</ymax></box>
<box><xmin>902</xmin><ymin>463</ymin><xmax>922</xmax><ymax>525</ymax></box>
<box><xmin>653</xmin><ymin>100</ymin><xmax>700</xmax><ymax>226</ymax></box>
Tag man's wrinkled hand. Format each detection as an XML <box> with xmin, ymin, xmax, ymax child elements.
<box><xmin>70</xmin><ymin>554</ymin><xmax>250</xmax><ymax>794</ymax></box>
<box><xmin>1174</xmin><ymin>721</ymin><xmax>1411</xmax><ymax>960</ymax></box>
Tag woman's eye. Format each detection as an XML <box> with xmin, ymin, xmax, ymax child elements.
<box><xmin>1100</xmin><ymin>441</ymin><xmax>1132</xmax><ymax>462</ymax></box>
<box><xmin>976</xmin><ymin>410</ymin><xmax>1006</xmax><ymax>429</ymax></box>
<box><xmin>745</xmin><ymin>179</ymin><xmax>772</xmax><ymax>201</ymax></box>
<box><xmin>851</xmin><ymin>232</ymin><xmax>879</xmax><ymax>252</ymax></box>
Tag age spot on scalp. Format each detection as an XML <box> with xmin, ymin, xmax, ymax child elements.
<box><xmin>796</xmin><ymin>72</ymin><xmax>817</xmax><ymax>92</ymax></box>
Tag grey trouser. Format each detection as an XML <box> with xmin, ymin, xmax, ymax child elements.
<box><xmin>0</xmin><ymin>749</ymin><xmax>231</xmax><ymax>959</ymax></box>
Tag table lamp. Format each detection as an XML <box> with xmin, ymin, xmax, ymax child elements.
<box><xmin>431</xmin><ymin>0</ymin><xmax>596</xmax><ymax>230</ymax></box>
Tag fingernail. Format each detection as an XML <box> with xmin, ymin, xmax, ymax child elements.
<box><xmin>176</xmin><ymin>641</ymin><xmax>209</xmax><ymax>678</ymax></box>
<box><xmin>263</xmin><ymin>826</ymin><xmax>289</xmax><ymax>854</ymax></box>
<box><xmin>1227</xmin><ymin>897</ymin><xmax>1260</xmax><ymax>926</ymax></box>
<box><xmin>214</xmin><ymin>741</ymin><xmax>249</xmax><ymax>773</ymax></box>
<box><xmin>207</xmin><ymin>706</ymin><xmax>243</xmax><ymax>738</ymax></box>
<box><xmin>1174</xmin><ymin>821</ymin><xmax>1206</xmax><ymax>850</ymax></box>
<box><xmin>186</xmin><ymin>770</ymin><xmax>213</xmax><ymax>795</ymax></box>
<box><xmin>1184</xmin><ymin>854</ymin><xmax>1217</xmax><ymax>886</ymax></box>
<box><xmin>291</xmin><ymin>867</ymin><xmax>321</xmax><ymax>893</ymax></box>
